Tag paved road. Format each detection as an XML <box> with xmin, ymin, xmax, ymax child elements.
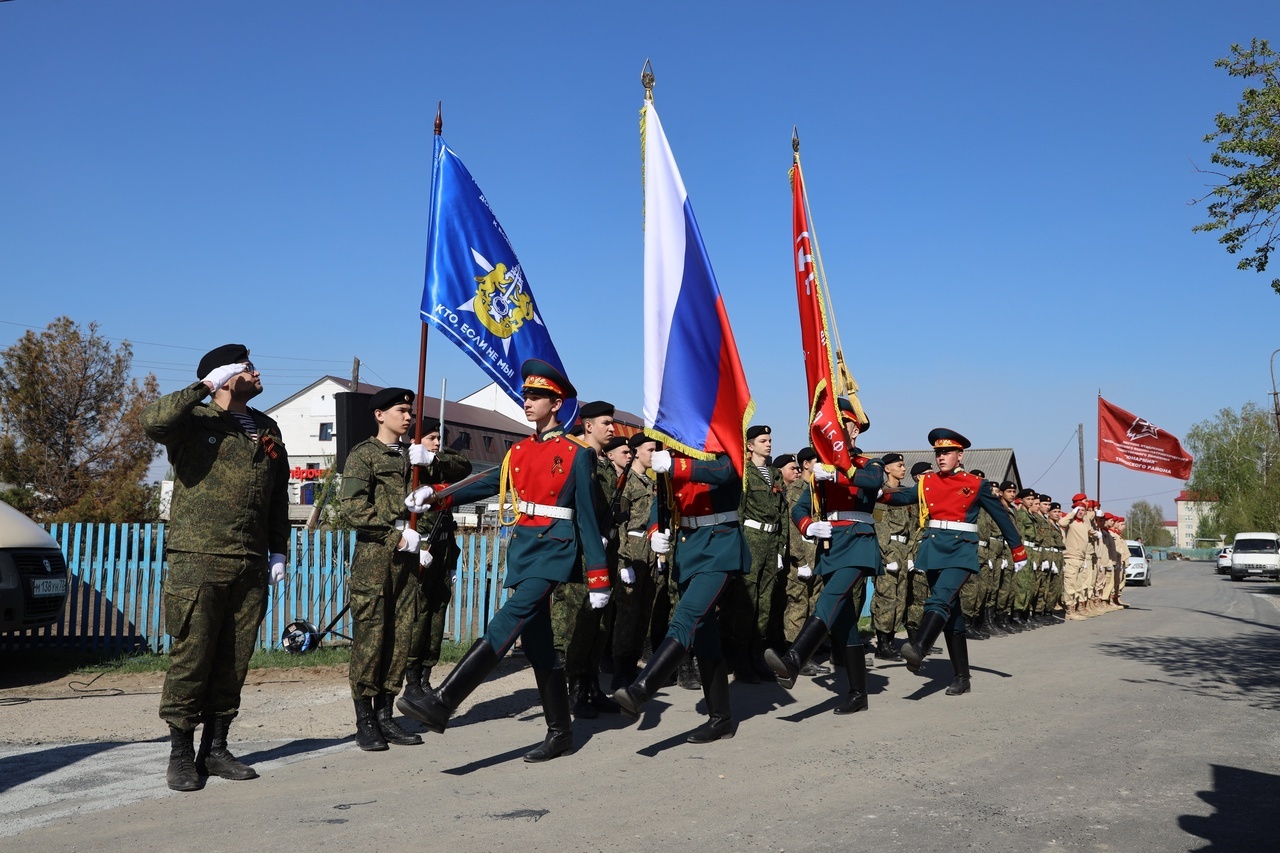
<box><xmin>3</xmin><ymin>561</ymin><xmax>1279</xmax><ymax>851</ymax></box>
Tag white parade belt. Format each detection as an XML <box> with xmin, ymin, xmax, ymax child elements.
<box><xmin>681</xmin><ymin>511</ymin><xmax>739</xmax><ymax>529</ymax></box>
<box><xmin>517</xmin><ymin>501</ymin><xmax>574</xmax><ymax>520</ymax></box>
<box><xmin>743</xmin><ymin>519</ymin><xmax>779</xmax><ymax>533</ymax></box>
<box><xmin>627</xmin><ymin>530</ymin><xmax>647</xmax><ymax>538</ymax></box>
<box><xmin>826</xmin><ymin>511</ymin><xmax>875</xmax><ymax>524</ymax></box>
<box><xmin>927</xmin><ymin>520</ymin><xmax>978</xmax><ymax>532</ymax></box>
<box><xmin>890</xmin><ymin>534</ymin><xmax>908</xmax><ymax>543</ymax></box>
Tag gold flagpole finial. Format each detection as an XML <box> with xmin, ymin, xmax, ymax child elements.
<box><xmin>641</xmin><ymin>59</ymin><xmax>655</xmax><ymax>101</ymax></box>
<box><xmin>792</xmin><ymin>125</ymin><xmax>800</xmax><ymax>154</ymax></box>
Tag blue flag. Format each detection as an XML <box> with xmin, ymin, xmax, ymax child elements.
<box><xmin>420</xmin><ymin>136</ymin><xmax>577</xmax><ymax>424</ymax></box>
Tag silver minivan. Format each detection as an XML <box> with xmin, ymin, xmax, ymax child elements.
<box><xmin>0</xmin><ymin>501</ymin><xmax>70</xmax><ymax>632</ymax></box>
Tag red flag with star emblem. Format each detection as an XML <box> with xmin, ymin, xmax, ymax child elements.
<box><xmin>1098</xmin><ymin>397</ymin><xmax>1193</xmax><ymax>480</ymax></box>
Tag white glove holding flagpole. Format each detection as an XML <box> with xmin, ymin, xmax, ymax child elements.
<box><xmin>806</xmin><ymin>521</ymin><xmax>833</xmax><ymax>539</ymax></box>
<box><xmin>405</xmin><ymin>486</ymin><xmax>437</xmax><ymax>513</ymax></box>
<box><xmin>812</xmin><ymin>464</ymin><xmax>837</xmax><ymax>482</ymax></box>
<box><xmin>268</xmin><ymin>553</ymin><xmax>287</xmax><ymax>586</ymax></box>
<box><xmin>397</xmin><ymin>528</ymin><xmax>421</xmax><ymax>552</ymax></box>
<box><xmin>651</xmin><ymin>450</ymin><xmax>673</xmax><ymax>474</ymax></box>
<box><xmin>650</xmin><ymin>528</ymin><xmax>672</xmax><ymax>554</ymax></box>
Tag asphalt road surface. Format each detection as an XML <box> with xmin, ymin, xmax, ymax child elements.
<box><xmin>3</xmin><ymin>560</ymin><xmax>1279</xmax><ymax>852</ymax></box>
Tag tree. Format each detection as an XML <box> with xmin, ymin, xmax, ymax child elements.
<box><xmin>1127</xmin><ymin>500</ymin><xmax>1173</xmax><ymax>547</ymax></box>
<box><xmin>1183</xmin><ymin>402</ymin><xmax>1280</xmax><ymax>539</ymax></box>
<box><xmin>1192</xmin><ymin>39</ymin><xmax>1280</xmax><ymax>293</ymax></box>
<box><xmin>0</xmin><ymin>317</ymin><xmax>160</xmax><ymax>522</ymax></box>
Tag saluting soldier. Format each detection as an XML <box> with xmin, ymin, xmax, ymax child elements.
<box><xmin>871</xmin><ymin>453</ymin><xmax>911</xmax><ymax>660</ymax></box>
<box><xmin>141</xmin><ymin>345</ymin><xmax>290</xmax><ymax>791</ymax></box>
<box><xmin>403</xmin><ymin>416</ymin><xmax>472</xmax><ymax>701</ymax></box>
<box><xmin>396</xmin><ymin>360</ymin><xmax>610</xmax><ymax>763</ymax></box>
<box><xmin>765</xmin><ymin>399</ymin><xmax>884</xmax><ymax>715</ymax></box>
<box><xmin>881</xmin><ymin>429</ymin><xmax>1027</xmax><ymax>696</ymax></box>
<box><xmin>614</xmin><ymin>449</ymin><xmax>748</xmax><ymax>744</ymax></box>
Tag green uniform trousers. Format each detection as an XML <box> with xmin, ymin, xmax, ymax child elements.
<box><xmin>348</xmin><ymin>543</ymin><xmax>418</xmax><ymax>699</ymax></box>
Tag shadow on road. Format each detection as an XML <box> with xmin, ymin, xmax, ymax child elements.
<box><xmin>0</xmin><ymin>740</ymin><xmax>155</xmax><ymax>794</ymax></box>
<box><xmin>240</xmin><ymin>736</ymin><xmax>350</xmax><ymax>766</ymax></box>
<box><xmin>1096</xmin><ymin>627</ymin><xmax>1280</xmax><ymax>712</ymax></box>
<box><xmin>1179</xmin><ymin>763</ymin><xmax>1280</xmax><ymax>851</ymax></box>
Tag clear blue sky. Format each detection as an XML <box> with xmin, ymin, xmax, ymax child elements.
<box><xmin>2</xmin><ymin>1</ymin><xmax>1277</xmax><ymax>519</ymax></box>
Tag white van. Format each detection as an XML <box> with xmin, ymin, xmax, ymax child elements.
<box><xmin>1229</xmin><ymin>532</ymin><xmax>1280</xmax><ymax>582</ymax></box>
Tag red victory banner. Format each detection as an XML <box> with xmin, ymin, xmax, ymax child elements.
<box><xmin>1098</xmin><ymin>397</ymin><xmax>1194</xmax><ymax>480</ymax></box>
<box><xmin>791</xmin><ymin>156</ymin><xmax>853</xmax><ymax>473</ymax></box>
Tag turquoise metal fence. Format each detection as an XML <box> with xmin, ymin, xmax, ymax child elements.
<box><xmin>0</xmin><ymin>523</ymin><xmax>508</xmax><ymax>653</ymax></box>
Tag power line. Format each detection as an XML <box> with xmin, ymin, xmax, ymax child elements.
<box><xmin>1027</xmin><ymin>426</ymin><xmax>1080</xmax><ymax>487</ymax></box>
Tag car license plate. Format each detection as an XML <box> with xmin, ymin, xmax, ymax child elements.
<box><xmin>1249</xmin><ymin>568</ymin><xmax>1262</xmax><ymax>574</ymax></box>
<box><xmin>32</xmin><ymin>578</ymin><xmax>66</xmax><ymax>597</ymax></box>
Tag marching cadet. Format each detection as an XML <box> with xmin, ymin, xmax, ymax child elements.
<box><xmin>614</xmin><ymin>448</ymin><xmax>748</xmax><ymax>743</ymax></box>
<box><xmin>881</xmin><ymin>429</ymin><xmax>1027</xmax><ymax>696</ymax></box>
<box><xmin>555</xmin><ymin>400</ymin><xmax>622</xmax><ymax>718</ymax></box>
<box><xmin>903</xmin><ymin>461</ymin><xmax>933</xmax><ymax>646</ymax></box>
<box><xmin>142</xmin><ymin>345</ymin><xmax>290</xmax><ymax>791</ymax></box>
<box><xmin>403</xmin><ymin>416</ymin><xmax>472</xmax><ymax>701</ymax></box>
<box><xmin>871</xmin><ymin>452</ymin><xmax>911</xmax><ymax>660</ymax></box>
<box><xmin>765</xmin><ymin>399</ymin><xmax>884</xmax><ymax>716</ymax></box>
<box><xmin>725</xmin><ymin>424</ymin><xmax>788</xmax><ymax>682</ymax></box>
<box><xmin>396</xmin><ymin>360</ymin><xmax>611</xmax><ymax>763</ymax></box>
<box><xmin>339</xmin><ymin>388</ymin><xmax>429</xmax><ymax>751</ymax></box>
<box><xmin>778</xmin><ymin>452</ymin><xmax>828</xmax><ymax>678</ymax></box>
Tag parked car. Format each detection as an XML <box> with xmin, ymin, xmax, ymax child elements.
<box><xmin>1124</xmin><ymin>540</ymin><xmax>1150</xmax><ymax>586</ymax></box>
<box><xmin>1229</xmin><ymin>532</ymin><xmax>1280</xmax><ymax>582</ymax></box>
<box><xmin>0</xmin><ymin>502</ymin><xmax>70</xmax><ymax>632</ymax></box>
<box><xmin>1216</xmin><ymin>547</ymin><xmax>1234</xmax><ymax>574</ymax></box>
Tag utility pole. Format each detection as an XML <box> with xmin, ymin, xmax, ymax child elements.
<box><xmin>1270</xmin><ymin>348</ymin><xmax>1280</xmax><ymax>436</ymax></box>
<box><xmin>351</xmin><ymin>357</ymin><xmax>360</xmax><ymax>390</ymax></box>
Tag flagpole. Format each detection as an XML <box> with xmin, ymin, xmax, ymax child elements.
<box><xmin>410</xmin><ymin>102</ymin><xmax>444</xmax><ymax>508</ymax></box>
<box><xmin>1096</xmin><ymin>389</ymin><xmax>1102</xmax><ymax>506</ymax></box>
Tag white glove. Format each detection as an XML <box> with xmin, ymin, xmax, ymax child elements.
<box><xmin>777</xmin><ymin>554</ymin><xmax>784</xmax><ymax>570</ymax></box>
<box><xmin>807</xmin><ymin>521</ymin><xmax>833</xmax><ymax>539</ymax></box>
<box><xmin>1051</xmin><ymin>562</ymin><xmax>1060</xmax><ymax>574</ymax></box>
<box><xmin>589</xmin><ymin>590</ymin><xmax>611</xmax><ymax>609</ymax></box>
<box><xmin>202</xmin><ymin>362</ymin><xmax>248</xmax><ymax>392</ymax></box>
<box><xmin>812</xmin><ymin>464</ymin><xmax>836</xmax><ymax>481</ymax></box>
<box><xmin>650</xmin><ymin>528</ymin><xmax>672</xmax><ymax>555</ymax></box>
<box><xmin>651</xmin><ymin>450</ymin><xmax>673</xmax><ymax>474</ymax></box>
<box><xmin>620</xmin><ymin>566</ymin><xmax>636</xmax><ymax>584</ymax></box>
<box><xmin>1040</xmin><ymin>560</ymin><xmax>1050</xmax><ymax>571</ymax></box>
<box><xmin>797</xmin><ymin>565</ymin><xmax>813</xmax><ymax>579</ymax></box>
<box><xmin>986</xmin><ymin>560</ymin><xmax>993</xmax><ymax>570</ymax></box>
<box><xmin>405</xmin><ymin>486</ymin><xmax>437</xmax><ymax>513</ymax></box>
<box><xmin>1014</xmin><ymin>559</ymin><xmax>1028</xmax><ymax>572</ymax></box>
<box><xmin>1001</xmin><ymin>559</ymin><xmax>1009</xmax><ymax>570</ymax></box>
<box><xmin>885</xmin><ymin>561</ymin><xmax>899</xmax><ymax>573</ymax></box>
<box><xmin>398</xmin><ymin>527</ymin><xmax>421</xmax><ymax>552</ymax></box>
<box><xmin>419</xmin><ymin>548</ymin><xmax>433</xmax><ymax>569</ymax></box>
<box><xmin>409</xmin><ymin>444</ymin><xmax>436</xmax><ymax>466</ymax></box>
<box><xmin>908</xmin><ymin>559</ymin><xmax>919</xmax><ymax>572</ymax></box>
<box><xmin>268</xmin><ymin>553</ymin><xmax>286</xmax><ymax>586</ymax></box>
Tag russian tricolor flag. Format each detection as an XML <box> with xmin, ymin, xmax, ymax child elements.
<box><xmin>642</xmin><ymin>99</ymin><xmax>753</xmax><ymax>475</ymax></box>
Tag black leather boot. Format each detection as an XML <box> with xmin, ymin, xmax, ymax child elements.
<box><xmin>686</xmin><ymin>656</ymin><xmax>734</xmax><ymax>743</ymax></box>
<box><xmin>750</xmin><ymin>640</ymin><xmax>777</xmax><ymax>682</ymax></box>
<box><xmin>396</xmin><ymin>638</ymin><xmax>499</xmax><ymax>734</ymax></box>
<box><xmin>196</xmin><ymin>715</ymin><xmax>259</xmax><ymax>779</ymax></box>
<box><xmin>524</xmin><ymin>668</ymin><xmax>574</xmax><ymax>762</ymax></box>
<box><xmin>571</xmin><ymin>676</ymin><xmax>598</xmax><ymax>719</ymax></box>
<box><xmin>586</xmin><ymin>672</ymin><xmax>622</xmax><ymax>714</ymax></box>
<box><xmin>983</xmin><ymin>607</ymin><xmax>1009</xmax><ymax>637</ymax></box>
<box><xmin>374</xmin><ymin>693</ymin><xmax>423</xmax><ymax>745</ymax></box>
<box><xmin>613</xmin><ymin>636</ymin><xmax>686</xmax><ymax>722</ymax></box>
<box><xmin>676</xmin><ymin>651</ymin><xmax>701</xmax><ymax>690</ymax></box>
<box><xmin>874</xmin><ymin>630</ymin><xmax>902</xmax><ymax>661</ymax></box>
<box><xmin>610</xmin><ymin>653</ymin><xmax>638</xmax><ymax>692</ymax></box>
<box><xmin>402</xmin><ymin>664</ymin><xmax>427</xmax><ymax>704</ymax></box>
<box><xmin>353</xmin><ymin>695</ymin><xmax>388</xmax><ymax>751</ymax></box>
<box><xmin>966</xmin><ymin>611</ymin><xmax>990</xmax><ymax>641</ymax></box>
<box><xmin>764</xmin><ymin>616</ymin><xmax>827</xmax><ymax>689</ymax></box>
<box><xmin>166</xmin><ymin>725</ymin><xmax>200</xmax><ymax>792</ymax></box>
<box><xmin>833</xmin><ymin>643</ymin><xmax>869</xmax><ymax>715</ymax></box>
<box><xmin>900</xmin><ymin>611</ymin><xmax>946</xmax><ymax>674</ymax></box>
<box><xmin>944</xmin><ymin>633</ymin><xmax>972</xmax><ymax>696</ymax></box>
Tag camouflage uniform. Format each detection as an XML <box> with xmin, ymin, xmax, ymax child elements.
<box><xmin>1013</xmin><ymin>506</ymin><xmax>1040</xmax><ymax>613</ymax></box>
<box><xmin>1032</xmin><ymin>512</ymin><xmax>1057</xmax><ymax>615</ymax></box>
<box><xmin>722</xmin><ymin>462</ymin><xmax>787</xmax><ymax>654</ymax></box>
<box><xmin>614</xmin><ymin>467</ymin><xmax>658</xmax><ymax>661</ymax></box>
<box><xmin>142</xmin><ymin>382</ymin><xmax>290</xmax><ymax>730</ymax></box>
<box><xmin>904</xmin><ymin>516</ymin><xmax>930</xmax><ymax>634</ymax></box>
<box><xmin>782</xmin><ymin>476</ymin><xmax>821</xmax><ymax>642</ymax></box>
<box><xmin>552</xmin><ymin>453</ymin><xmax>616</xmax><ymax>678</ymax></box>
<box><xmin>871</xmin><ymin>499</ymin><xmax>912</xmax><ymax>636</ymax></box>
<box><xmin>989</xmin><ymin>507</ymin><xmax>1015</xmax><ymax>618</ymax></box>
<box><xmin>1045</xmin><ymin>515</ymin><xmax>1066</xmax><ymax>611</ymax></box>
<box><xmin>406</xmin><ymin>448</ymin><xmax>472</xmax><ymax>677</ymax></box>
<box><xmin>340</xmin><ymin>438</ymin><xmax>420</xmax><ymax>699</ymax></box>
